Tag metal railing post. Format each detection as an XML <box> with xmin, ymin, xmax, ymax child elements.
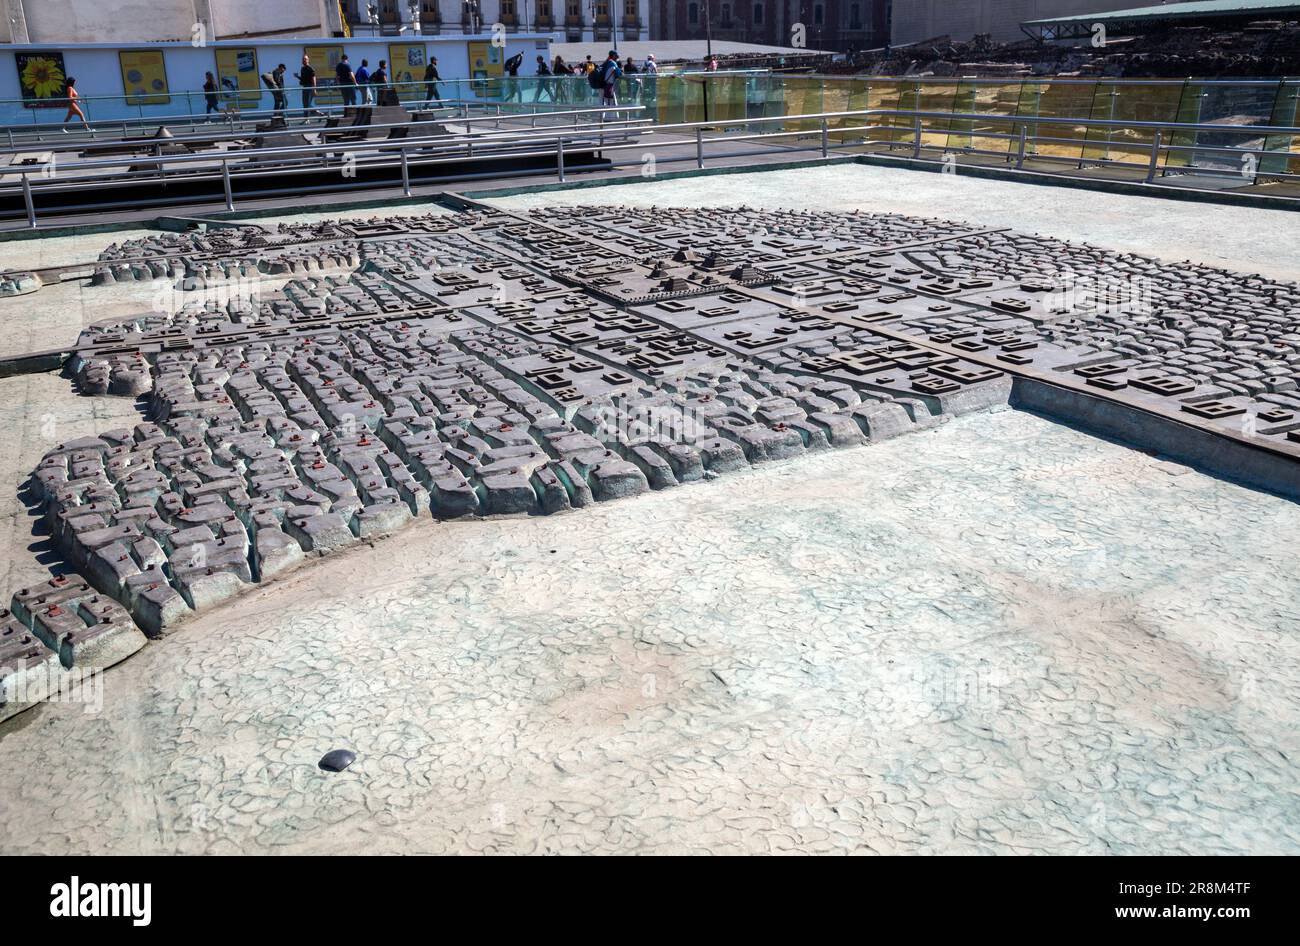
<box><xmin>1145</xmin><ymin>129</ymin><xmax>1164</xmax><ymax>184</ymax></box>
<box><xmin>696</xmin><ymin>127</ymin><xmax>705</xmax><ymax>168</ymax></box>
<box><xmin>1016</xmin><ymin>125</ymin><xmax>1028</xmax><ymax>169</ymax></box>
<box><xmin>557</xmin><ymin>136</ymin><xmax>566</xmax><ymax>182</ymax></box>
<box><xmin>821</xmin><ymin>117</ymin><xmax>829</xmax><ymax>157</ymax></box>
<box><xmin>221</xmin><ymin>158</ymin><xmax>234</xmax><ymax>211</ymax></box>
<box><xmin>401</xmin><ymin>146</ymin><xmax>412</xmax><ymax>196</ymax></box>
<box><xmin>21</xmin><ymin>173</ymin><xmax>36</xmax><ymax>228</ymax></box>
<box><xmin>913</xmin><ymin>116</ymin><xmax>923</xmax><ymax>158</ymax></box>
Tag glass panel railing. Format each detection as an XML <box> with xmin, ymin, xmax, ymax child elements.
<box><xmin>1082</xmin><ymin>80</ymin><xmax>1187</xmax><ymax>166</ymax></box>
<box><xmin>779</xmin><ymin>76</ymin><xmax>824</xmax><ymax>134</ymax></box>
<box><xmin>2</xmin><ymin>72</ymin><xmax>1294</xmax><ymax>178</ymax></box>
<box><xmin>945</xmin><ymin>80</ymin><xmax>1024</xmax><ymax>156</ymax></box>
<box><xmin>865</xmin><ymin>78</ymin><xmax>908</xmax><ymax>147</ymax></box>
<box><xmin>1016</xmin><ymin>79</ymin><xmax>1098</xmax><ymax>164</ymax></box>
<box><xmin>1263</xmin><ymin>79</ymin><xmax>1300</xmax><ymax>177</ymax></box>
<box><xmin>915</xmin><ymin>80</ymin><xmax>961</xmax><ymax>150</ymax></box>
<box><xmin>821</xmin><ymin>76</ymin><xmax>871</xmax><ymax>145</ymax></box>
<box><xmin>1179</xmin><ymin>80</ymin><xmax>1288</xmax><ymax>178</ymax></box>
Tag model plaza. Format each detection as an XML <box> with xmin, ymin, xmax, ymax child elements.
<box><xmin>0</xmin><ymin>1</ymin><xmax>1298</xmax><ymax>866</ymax></box>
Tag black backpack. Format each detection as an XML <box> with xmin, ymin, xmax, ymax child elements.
<box><xmin>588</xmin><ymin>66</ymin><xmax>605</xmax><ymax>90</ymax></box>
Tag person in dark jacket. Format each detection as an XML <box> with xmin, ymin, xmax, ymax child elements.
<box><xmin>336</xmin><ymin>54</ymin><xmax>356</xmax><ymax>107</ymax></box>
<box><xmin>533</xmin><ymin>55</ymin><xmax>553</xmax><ymax>103</ymax></box>
<box><xmin>503</xmin><ymin>51</ymin><xmax>524</xmax><ymax>102</ymax></box>
<box><xmin>270</xmin><ymin>63</ymin><xmax>288</xmax><ymax>113</ymax></box>
<box><xmin>552</xmin><ymin>55</ymin><xmax>573</xmax><ymax>104</ymax></box>
<box><xmin>422</xmin><ymin>57</ymin><xmax>442</xmax><ymax>105</ymax></box>
<box><xmin>203</xmin><ymin>71</ymin><xmax>220</xmax><ymax>116</ymax></box>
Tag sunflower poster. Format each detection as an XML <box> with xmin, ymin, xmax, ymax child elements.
<box><xmin>119</xmin><ymin>49</ymin><xmax>170</xmax><ymax>105</ymax></box>
<box><xmin>15</xmin><ymin>51</ymin><xmax>68</xmax><ymax>108</ymax></box>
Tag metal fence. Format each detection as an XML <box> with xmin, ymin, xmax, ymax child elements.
<box><xmin>5</xmin><ymin>72</ymin><xmax>1297</xmax><ymax>176</ymax></box>
<box><xmin>2</xmin><ymin>73</ymin><xmax>1298</xmax><ymax>229</ymax></box>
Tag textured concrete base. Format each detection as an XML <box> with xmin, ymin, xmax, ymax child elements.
<box><xmin>1011</xmin><ymin>378</ymin><xmax>1300</xmax><ymax>502</ymax></box>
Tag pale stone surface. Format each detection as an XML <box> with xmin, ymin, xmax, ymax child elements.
<box><xmin>0</xmin><ymin>410</ymin><xmax>1295</xmax><ymax>855</ymax></box>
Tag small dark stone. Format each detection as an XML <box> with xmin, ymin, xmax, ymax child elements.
<box><xmin>318</xmin><ymin>749</ymin><xmax>356</xmax><ymax>772</ymax></box>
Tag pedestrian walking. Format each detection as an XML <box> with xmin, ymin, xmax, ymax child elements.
<box><xmin>336</xmin><ymin>54</ymin><xmax>357</xmax><ymax>107</ymax></box>
<box><xmin>355</xmin><ymin>59</ymin><xmax>372</xmax><ymax>104</ymax></box>
<box><xmin>622</xmin><ymin>57</ymin><xmax>641</xmax><ymax>103</ymax></box>
<box><xmin>296</xmin><ymin>55</ymin><xmax>318</xmax><ymax>114</ymax></box>
<box><xmin>503</xmin><ymin>51</ymin><xmax>524</xmax><ymax>103</ymax></box>
<box><xmin>61</xmin><ymin>77</ymin><xmax>91</xmax><ymax>131</ymax></box>
<box><xmin>597</xmin><ymin>50</ymin><xmax>622</xmax><ymax>121</ymax></box>
<box><xmin>533</xmin><ymin>55</ymin><xmax>554</xmax><ymax>103</ymax></box>
<box><xmin>552</xmin><ymin>55</ymin><xmax>573</xmax><ymax>104</ymax></box>
<box><xmin>203</xmin><ymin>71</ymin><xmax>220</xmax><ymax>117</ymax></box>
<box><xmin>423</xmin><ymin>57</ymin><xmax>442</xmax><ymax>105</ymax></box>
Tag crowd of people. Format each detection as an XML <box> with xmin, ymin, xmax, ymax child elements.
<box><xmin>53</xmin><ymin>47</ymin><xmax>680</xmax><ymax>130</ymax></box>
<box><xmin>493</xmin><ymin>49</ymin><xmax>661</xmax><ymax>111</ymax></box>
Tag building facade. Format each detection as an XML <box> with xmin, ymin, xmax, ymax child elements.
<box><xmin>889</xmin><ymin>0</ymin><xmax>1175</xmax><ymax>46</ymax></box>
<box><xmin>650</xmin><ymin>1</ymin><xmax>891</xmax><ymax>53</ymax></box>
<box><xmin>344</xmin><ymin>1</ymin><xmax>653</xmax><ymax>42</ymax></box>
<box><xmin>0</xmin><ymin>0</ymin><xmax>340</xmax><ymax>44</ymax></box>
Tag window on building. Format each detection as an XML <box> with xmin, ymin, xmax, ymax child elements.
<box><xmin>688</xmin><ymin>2</ymin><xmax>699</xmax><ymax>25</ymax></box>
<box><xmin>850</xmin><ymin>2</ymin><xmax>862</xmax><ymax>28</ymax></box>
<box><xmin>813</xmin><ymin>3</ymin><xmax>824</xmax><ymax>26</ymax></box>
<box><xmin>501</xmin><ymin>0</ymin><xmax>517</xmax><ymax>16</ymax></box>
<box><xmin>753</xmin><ymin>2</ymin><xmax>763</xmax><ymax>25</ymax></box>
<box><xmin>721</xmin><ymin>2</ymin><xmax>732</xmax><ymax>25</ymax></box>
<box><xmin>624</xmin><ymin>0</ymin><xmax>638</xmax><ymax>21</ymax></box>
<box><xmin>537</xmin><ymin>0</ymin><xmax>552</xmax><ymax>17</ymax></box>
<box><xmin>595</xmin><ymin>0</ymin><xmax>609</xmax><ymax>21</ymax></box>
<box><xmin>567</xmin><ymin>0</ymin><xmax>581</xmax><ymax>18</ymax></box>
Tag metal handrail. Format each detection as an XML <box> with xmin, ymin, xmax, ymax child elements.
<box><xmin>5</xmin><ymin>106</ymin><xmax>1295</xmax><ymax>180</ymax></box>
<box><xmin>3</xmin><ymin>104</ymin><xmax>1297</xmax><ymax>227</ymax></box>
<box><xmin>0</xmin><ymin>104</ymin><xmax>647</xmax><ymax>158</ymax></box>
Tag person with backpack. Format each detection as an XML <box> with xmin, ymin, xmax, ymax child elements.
<box><xmin>268</xmin><ymin>63</ymin><xmax>288</xmax><ymax>113</ymax></box>
<box><xmin>643</xmin><ymin>53</ymin><xmax>659</xmax><ymax>106</ymax></box>
<box><xmin>594</xmin><ymin>50</ymin><xmax>622</xmax><ymax>120</ymax></box>
<box><xmin>355</xmin><ymin>59</ymin><xmax>372</xmax><ymax>104</ymax></box>
<box><xmin>336</xmin><ymin>54</ymin><xmax>356</xmax><ymax>107</ymax></box>
<box><xmin>371</xmin><ymin>60</ymin><xmax>388</xmax><ymax>88</ymax></box>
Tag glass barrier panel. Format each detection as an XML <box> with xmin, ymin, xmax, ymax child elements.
<box><xmin>1182</xmin><ymin>81</ymin><xmax>1284</xmax><ymax>176</ymax></box>
<box><xmin>944</xmin><ymin>80</ymin><xmax>1023</xmax><ymax>156</ymax></box>
<box><xmin>864</xmin><ymin>78</ymin><xmax>908</xmax><ymax>146</ymax></box>
<box><xmin>1017</xmin><ymin>79</ymin><xmax>1098</xmax><ymax>163</ymax></box>
<box><xmin>915</xmin><ymin>80</ymin><xmax>960</xmax><ymax>149</ymax></box>
<box><xmin>1263</xmin><ymin>80</ymin><xmax>1300</xmax><ymax>177</ymax></box>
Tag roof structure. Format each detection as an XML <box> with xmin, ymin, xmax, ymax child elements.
<box><xmin>1022</xmin><ymin>0</ymin><xmax>1300</xmax><ymax>40</ymax></box>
